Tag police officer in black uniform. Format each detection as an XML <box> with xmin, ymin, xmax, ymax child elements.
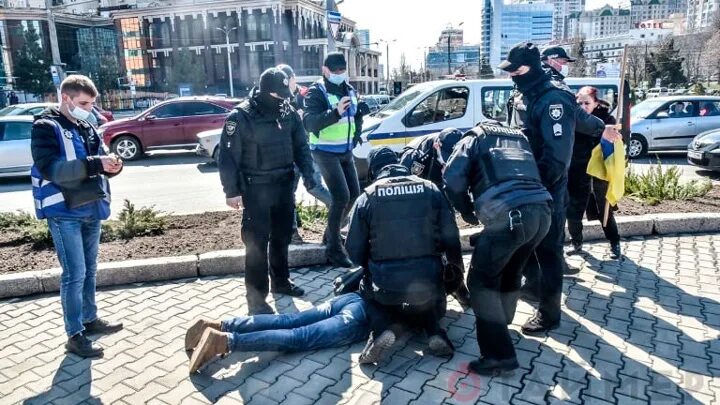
<box><xmin>345</xmin><ymin>147</ymin><xmax>464</xmax><ymax>364</ymax></box>
<box><xmin>398</xmin><ymin>128</ymin><xmax>471</xmax><ymax>306</ymax></box>
<box><xmin>541</xmin><ymin>46</ymin><xmax>575</xmax><ymax>82</ymax></box>
<box><xmin>443</xmin><ymin>121</ymin><xmax>552</xmax><ymax>375</ymax></box>
<box><xmin>498</xmin><ymin>43</ymin><xmax>621</xmax><ymax>334</ymax></box>
<box><xmin>218</xmin><ymin>67</ymin><xmax>318</xmax><ymax>315</ymax></box>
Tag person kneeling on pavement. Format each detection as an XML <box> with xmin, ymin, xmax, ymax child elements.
<box><xmin>345</xmin><ymin>147</ymin><xmax>464</xmax><ymax>364</ymax></box>
<box><xmin>443</xmin><ymin>121</ymin><xmax>553</xmax><ymax>375</ymax></box>
<box><xmin>186</xmin><ymin>293</ymin><xmax>369</xmax><ymax>373</ymax></box>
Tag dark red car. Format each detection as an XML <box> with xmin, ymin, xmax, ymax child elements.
<box><xmin>99</xmin><ymin>96</ymin><xmax>239</xmax><ymax>160</ymax></box>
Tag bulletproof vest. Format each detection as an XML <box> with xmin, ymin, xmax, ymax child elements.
<box><xmin>237</xmin><ymin>103</ymin><xmax>295</xmax><ymax>172</ymax></box>
<box><xmin>366</xmin><ymin>176</ymin><xmax>438</xmax><ymax>261</ymax></box>
<box><xmin>466</xmin><ymin>124</ymin><xmax>542</xmax><ymax>198</ymax></box>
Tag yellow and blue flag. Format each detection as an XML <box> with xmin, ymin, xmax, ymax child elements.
<box><xmin>586</xmin><ymin>139</ymin><xmax>625</xmax><ymax>206</ymax></box>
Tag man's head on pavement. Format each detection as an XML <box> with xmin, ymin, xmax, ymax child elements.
<box><xmin>541</xmin><ymin>46</ymin><xmax>576</xmax><ymax>74</ymax></box>
<box><xmin>277</xmin><ymin>64</ymin><xmax>297</xmax><ymax>94</ymax></box>
<box><xmin>323</xmin><ymin>52</ymin><xmax>348</xmax><ymax>86</ymax></box>
<box><xmin>259</xmin><ymin>67</ymin><xmax>292</xmax><ymax>99</ymax></box>
<box><xmin>435</xmin><ymin>128</ymin><xmax>463</xmax><ymax>164</ymax></box>
<box><xmin>368</xmin><ymin>147</ymin><xmax>399</xmax><ymax>180</ymax></box>
<box><xmin>498</xmin><ymin>42</ymin><xmax>544</xmax><ymax>88</ymax></box>
<box><xmin>60</xmin><ymin>74</ymin><xmax>98</xmax><ymax>122</ymax></box>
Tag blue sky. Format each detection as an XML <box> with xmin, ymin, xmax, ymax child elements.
<box><xmin>338</xmin><ymin>0</ymin><xmax>625</xmax><ymax>72</ymax></box>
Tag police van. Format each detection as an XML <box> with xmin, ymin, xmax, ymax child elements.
<box><xmin>354</xmin><ymin>77</ymin><xmax>628</xmax><ymax>181</ymax></box>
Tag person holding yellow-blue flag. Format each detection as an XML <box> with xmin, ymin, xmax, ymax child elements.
<box><xmin>573</xmin><ymin>86</ymin><xmax>625</xmax><ymax>260</ymax></box>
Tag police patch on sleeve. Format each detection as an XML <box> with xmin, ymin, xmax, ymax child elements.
<box><xmin>224</xmin><ymin>121</ymin><xmax>237</xmax><ymax>136</ymax></box>
<box><xmin>553</xmin><ymin>123</ymin><xmax>563</xmax><ymax>137</ymax></box>
<box><xmin>549</xmin><ymin>104</ymin><xmax>564</xmax><ymax>121</ymax></box>
<box><xmin>411</xmin><ymin>161</ymin><xmax>425</xmax><ymax>176</ymax></box>
<box><xmin>63</xmin><ymin>129</ymin><xmax>74</xmax><ymax>140</ymax></box>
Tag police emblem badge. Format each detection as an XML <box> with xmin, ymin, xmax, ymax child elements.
<box><xmin>225</xmin><ymin>121</ymin><xmax>237</xmax><ymax>136</ymax></box>
<box><xmin>549</xmin><ymin>104</ymin><xmax>564</xmax><ymax>121</ymax></box>
<box><xmin>62</xmin><ymin>129</ymin><xmax>74</xmax><ymax>140</ymax></box>
<box><xmin>411</xmin><ymin>161</ymin><xmax>425</xmax><ymax>176</ymax></box>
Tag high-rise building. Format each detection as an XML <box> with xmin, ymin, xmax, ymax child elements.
<box><xmin>481</xmin><ymin>0</ymin><xmax>553</xmax><ymax>70</ymax></box>
<box><xmin>630</xmin><ymin>0</ymin><xmax>672</xmax><ymax>25</ymax></box>
<box><xmin>567</xmin><ymin>5</ymin><xmax>632</xmax><ymax>39</ymax></box>
<box><xmin>426</xmin><ymin>26</ymin><xmax>480</xmax><ymax>78</ymax></box>
<box><xmin>548</xmin><ymin>0</ymin><xmax>585</xmax><ymax>41</ymax></box>
<box><xmin>687</xmin><ymin>0</ymin><xmax>719</xmax><ymax>30</ymax></box>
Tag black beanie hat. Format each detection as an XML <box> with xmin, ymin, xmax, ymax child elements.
<box><xmin>324</xmin><ymin>52</ymin><xmax>347</xmax><ymax>72</ymax></box>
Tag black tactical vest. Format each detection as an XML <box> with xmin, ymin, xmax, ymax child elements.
<box><xmin>365</xmin><ymin>176</ymin><xmax>438</xmax><ymax>261</ymax></box>
<box><xmin>237</xmin><ymin>103</ymin><xmax>295</xmax><ymax>172</ymax></box>
<box><xmin>466</xmin><ymin>124</ymin><xmax>542</xmax><ymax>198</ymax></box>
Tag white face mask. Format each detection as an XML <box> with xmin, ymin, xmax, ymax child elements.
<box><xmin>68</xmin><ymin>100</ymin><xmax>91</xmax><ymax>121</ymax></box>
<box><xmin>328</xmin><ymin>72</ymin><xmax>348</xmax><ymax>85</ymax></box>
<box><xmin>560</xmin><ymin>64</ymin><xmax>570</xmax><ymax>77</ymax></box>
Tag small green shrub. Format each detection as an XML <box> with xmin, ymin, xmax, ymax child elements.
<box><xmin>625</xmin><ymin>161</ymin><xmax>712</xmax><ymax>205</ymax></box>
<box><xmin>0</xmin><ymin>211</ymin><xmax>35</xmax><ymax>230</ymax></box>
<box><xmin>0</xmin><ymin>211</ymin><xmax>53</xmax><ymax>248</ymax></box>
<box><xmin>112</xmin><ymin>199</ymin><xmax>167</xmax><ymax>240</ymax></box>
<box><xmin>296</xmin><ymin>203</ymin><xmax>328</xmax><ymax>232</ymax></box>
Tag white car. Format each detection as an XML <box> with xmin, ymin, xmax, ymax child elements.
<box><xmin>196</xmin><ymin>128</ymin><xmax>222</xmax><ymax>162</ymax></box>
<box><xmin>0</xmin><ymin>116</ymin><xmax>34</xmax><ymax>177</ymax></box>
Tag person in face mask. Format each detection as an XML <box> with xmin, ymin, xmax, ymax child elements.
<box><xmin>498</xmin><ymin>42</ymin><xmax>621</xmax><ymax>336</ymax></box>
<box><xmin>217</xmin><ymin>67</ymin><xmax>319</xmax><ymax>315</ymax></box>
<box><xmin>303</xmin><ymin>52</ymin><xmax>365</xmax><ymax>268</ymax></box>
<box><xmin>540</xmin><ymin>46</ymin><xmax>575</xmax><ymax>81</ymax></box>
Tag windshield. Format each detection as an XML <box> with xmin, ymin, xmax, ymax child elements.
<box><xmin>376</xmin><ymin>82</ymin><xmax>436</xmax><ymax>118</ymax></box>
<box><xmin>0</xmin><ymin>106</ymin><xmax>26</xmax><ymax>116</ymax></box>
<box><xmin>631</xmin><ymin>99</ymin><xmax>666</xmax><ymax>119</ymax></box>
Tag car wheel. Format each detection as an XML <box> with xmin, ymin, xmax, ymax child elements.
<box><xmin>113</xmin><ymin>135</ymin><xmax>142</xmax><ymax>161</ymax></box>
<box><xmin>628</xmin><ymin>135</ymin><xmax>648</xmax><ymax>159</ymax></box>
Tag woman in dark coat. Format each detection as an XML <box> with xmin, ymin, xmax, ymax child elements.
<box><xmin>567</xmin><ymin>86</ymin><xmax>621</xmax><ymax>260</ymax></box>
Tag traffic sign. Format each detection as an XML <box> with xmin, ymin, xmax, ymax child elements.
<box><xmin>327</xmin><ymin>11</ymin><xmax>341</xmax><ymax>38</ymax></box>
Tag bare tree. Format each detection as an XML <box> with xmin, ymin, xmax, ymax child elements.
<box><xmin>677</xmin><ymin>32</ymin><xmax>711</xmax><ymax>83</ymax></box>
<box><xmin>707</xmin><ymin>11</ymin><xmax>720</xmax><ymax>83</ymax></box>
<box><xmin>626</xmin><ymin>45</ymin><xmax>645</xmax><ymax>86</ymax></box>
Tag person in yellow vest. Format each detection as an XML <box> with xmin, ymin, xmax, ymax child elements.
<box><xmin>303</xmin><ymin>52</ymin><xmax>364</xmax><ymax>268</ymax></box>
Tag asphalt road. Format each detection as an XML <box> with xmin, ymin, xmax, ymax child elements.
<box><xmin>1</xmin><ymin>150</ymin><xmax>717</xmax><ymax>218</ymax></box>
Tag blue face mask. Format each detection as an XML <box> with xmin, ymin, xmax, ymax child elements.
<box><xmin>328</xmin><ymin>72</ymin><xmax>348</xmax><ymax>85</ymax></box>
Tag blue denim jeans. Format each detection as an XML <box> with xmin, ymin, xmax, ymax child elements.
<box><xmin>221</xmin><ymin>293</ymin><xmax>369</xmax><ymax>352</ymax></box>
<box><xmin>47</xmin><ymin>217</ymin><xmax>101</xmax><ymax>337</ymax></box>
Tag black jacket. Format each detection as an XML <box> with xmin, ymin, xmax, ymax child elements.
<box><xmin>399</xmin><ymin>133</ymin><xmax>444</xmax><ymax>187</ymax></box>
<box><xmin>31</xmin><ymin>106</ymin><xmax>120</xmax><ymax>192</ymax></box>
<box><xmin>572</xmin><ymin>102</ymin><xmax>616</xmax><ymax>169</ymax></box>
<box><xmin>217</xmin><ymin>96</ymin><xmax>316</xmax><ymax>198</ymax></box>
<box><xmin>302</xmin><ymin>78</ymin><xmax>363</xmax><ymax>139</ymax></box>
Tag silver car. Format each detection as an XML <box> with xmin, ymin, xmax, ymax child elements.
<box><xmin>0</xmin><ymin>116</ymin><xmax>34</xmax><ymax>177</ymax></box>
<box><xmin>629</xmin><ymin>95</ymin><xmax>720</xmax><ymax>158</ymax></box>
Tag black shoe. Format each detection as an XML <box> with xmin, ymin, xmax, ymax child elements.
<box><xmin>290</xmin><ymin>230</ymin><xmax>304</xmax><ymax>245</ymax></box>
<box><xmin>271</xmin><ymin>282</ymin><xmax>305</xmax><ymax>297</ymax></box>
<box><xmin>248</xmin><ymin>301</ymin><xmax>275</xmax><ymax>315</ymax></box>
<box><xmin>521</xmin><ymin>313</ymin><xmax>560</xmax><ymax>335</ymax></box>
<box><xmin>563</xmin><ymin>264</ymin><xmax>580</xmax><ymax>275</ymax></box>
<box><xmin>610</xmin><ymin>242</ymin><xmax>622</xmax><ymax>260</ymax></box>
<box><xmin>66</xmin><ymin>333</ymin><xmax>104</xmax><ymax>358</ymax></box>
<box><xmin>519</xmin><ymin>285</ymin><xmax>539</xmax><ymax>303</ymax></box>
<box><xmin>568</xmin><ymin>241</ymin><xmax>583</xmax><ymax>255</ymax></box>
<box><xmin>427</xmin><ymin>334</ymin><xmax>455</xmax><ymax>357</ymax></box>
<box><xmin>469</xmin><ymin>357</ymin><xmax>519</xmax><ymax>375</ymax></box>
<box><xmin>83</xmin><ymin>318</ymin><xmax>123</xmax><ymax>335</ymax></box>
<box><xmin>327</xmin><ymin>245</ymin><xmax>353</xmax><ymax>268</ymax></box>
<box><xmin>451</xmin><ymin>285</ymin><xmax>472</xmax><ymax>307</ymax></box>
<box><xmin>359</xmin><ymin>330</ymin><xmax>396</xmax><ymax>364</ymax></box>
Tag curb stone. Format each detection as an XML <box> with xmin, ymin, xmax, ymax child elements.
<box><xmin>1</xmin><ymin>213</ymin><xmax>719</xmax><ymax>300</ymax></box>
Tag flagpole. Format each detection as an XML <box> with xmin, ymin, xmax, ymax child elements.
<box><xmin>604</xmin><ymin>44</ymin><xmax>629</xmax><ymax>228</ymax></box>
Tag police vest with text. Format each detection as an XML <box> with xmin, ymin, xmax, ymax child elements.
<box><xmin>31</xmin><ymin>120</ymin><xmax>111</xmax><ymax>220</ymax></box>
<box><xmin>309</xmin><ymin>81</ymin><xmax>357</xmax><ymax>153</ymax></box>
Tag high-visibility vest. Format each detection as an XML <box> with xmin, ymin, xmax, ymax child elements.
<box><xmin>309</xmin><ymin>81</ymin><xmax>357</xmax><ymax>153</ymax></box>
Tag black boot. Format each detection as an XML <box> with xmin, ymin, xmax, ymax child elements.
<box><xmin>83</xmin><ymin>318</ymin><xmax>123</xmax><ymax>335</ymax></box>
<box><xmin>359</xmin><ymin>330</ymin><xmax>396</xmax><ymax>364</ymax></box>
<box><xmin>66</xmin><ymin>333</ymin><xmax>103</xmax><ymax>358</ymax></box>
<box><xmin>326</xmin><ymin>244</ymin><xmax>353</xmax><ymax>268</ymax></box>
<box><xmin>247</xmin><ymin>296</ymin><xmax>274</xmax><ymax>315</ymax></box>
<box><xmin>271</xmin><ymin>281</ymin><xmax>305</xmax><ymax>297</ymax></box>
<box><xmin>610</xmin><ymin>242</ymin><xmax>622</xmax><ymax>260</ymax></box>
<box><xmin>451</xmin><ymin>284</ymin><xmax>472</xmax><ymax>307</ymax></box>
<box><xmin>469</xmin><ymin>357</ymin><xmax>519</xmax><ymax>375</ymax></box>
<box><xmin>569</xmin><ymin>240</ymin><xmax>583</xmax><ymax>255</ymax></box>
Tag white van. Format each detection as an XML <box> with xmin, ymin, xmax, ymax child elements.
<box><xmin>353</xmin><ymin>77</ymin><xmax>624</xmax><ymax>180</ymax></box>
<box><xmin>646</xmin><ymin>87</ymin><xmax>669</xmax><ymax>98</ymax></box>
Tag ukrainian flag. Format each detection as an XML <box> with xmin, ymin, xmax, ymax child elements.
<box><xmin>586</xmin><ymin>139</ymin><xmax>626</xmax><ymax>206</ymax></box>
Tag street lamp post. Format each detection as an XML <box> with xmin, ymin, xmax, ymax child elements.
<box><xmin>378</xmin><ymin>39</ymin><xmax>396</xmax><ymax>93</ymax></box>
<box><xmin>216</xmin><ymin>26</ymin><xmax>238</xmax><ymax>97</ymax></box>
<box><xmin>447</xmin><ymin>22</ymin><xmax>464</xmax><ymax>75</ymax></box>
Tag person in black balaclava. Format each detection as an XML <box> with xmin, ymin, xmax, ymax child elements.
<box><xmin>498</xmin><ymin>43</ymin><xmax>621</xmax><ymax>336</ymax></box>
<box><xmin>218</xmin><ymin>67</ymin><xmax>319</xmax><ymax>315</ymax></box>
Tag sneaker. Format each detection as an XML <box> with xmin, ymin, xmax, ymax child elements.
<box><xmin>271</xmin><ymin>282</ymin><xmax>305</xmax><ymax>297</ymax></box>
<box><xmin>521</xmin><ymin>313</ymin><xmax>560</xmax><ymax>335</ymax></box>
<box><xmin>189</xmin><ymin>329</ymin><xmax>229</xmax><ymax>374</ymax></box>
<box><xmin>66</xmin><ymin>333</ymin><xmax>103</xmax><ymax>358</ymax></box>
<box><xmin>359</xmin><ymin>330</ymin><xmax>396</xmax><ymax>364</ymax></box>
<box><xmin>610</xmin><ymin>242</ymin><xmax>622</xmax><ymax>260</ymax></box>
<box><xmin>247</xmin><ymin>301</ymin><xmax>275</xmax><ymax>316</ymax></box>
<box><xmin>469</xmin><ymin>357</ymin><xmax>519</xmax><ymax>375</ymax></box>
<box><xmin>427</xmin><ymin>334</ymin><xmax>455</xmax><ymax>357</ymax></box>
<box><xmin>185</xmin><ymin>318</ymin><xmax>222</xmax><ymax>351</ymax></box>
<box><xmin>570</xmin><ymin>241</ymin><xmax>583</xmax><ymax>254</ymax></box>
<box><xmin>83</xmin><ymin>318</ymin><xmax>123</xmax><ymax>335</ymax></box>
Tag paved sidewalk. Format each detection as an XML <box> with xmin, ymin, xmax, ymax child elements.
<box><xmin>1</xmin><ymin>234</ymin><xmax>719</xmax><ymax>404</ymax></box>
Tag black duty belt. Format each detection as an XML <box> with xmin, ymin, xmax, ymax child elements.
<box><xmin>244</xmin><ymin>171</ymin><xmax>293</xmax><ymax>185</ymax></box>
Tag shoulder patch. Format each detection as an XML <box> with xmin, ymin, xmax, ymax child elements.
<box><xmin>224</xmin><ymin>120</ymin><xmax>237</xmax><ymax>136</ymax></box>
<box><xmin>553</xmin><ymin>123</ymin><xmax>563</xmax><ymax>137</ymax></box>
<box><xmin>549</xmin><ymin>104</ymin><xmax>564</xmax><ymax>121</ymax></box>
<box><xmin>62</xmin><ymin>129</ymin><xmax>74</xmax><ymax>140</ymax></box>
<box><xmin>411</xmin><ymin>161</ymin><xmax>425</xmax><ymax>176</ymax></box>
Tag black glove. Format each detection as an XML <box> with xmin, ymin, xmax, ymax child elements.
<box><xmin>461</xmin><ymin>212</ymin><xmax>480</xmax><ymax>226</ymax></box>
<box><xmin>352</xmin><ymin>134</ymin><xmax>363</xmax><ymax>148</ymax></box>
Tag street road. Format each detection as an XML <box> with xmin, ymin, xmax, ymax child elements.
<box><xmin>1</xmin><ymin>150</ymin><xmax>717</xmax><ymax>217</ymax></box>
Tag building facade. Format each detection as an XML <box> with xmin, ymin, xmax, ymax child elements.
<box><xmin>549</xmin><ymin>0</ymin><xmax>585</xmax><ymax>41</ymax></box>
<box><xmin>630</xmin><ymin>0</ymin><xmax>672</xmax><ymax>25</ymax></box>
<box><xmin>105</xmin><ymin>0</ymin><xmax>381</xmax><ymax>96</ymax></box>
<box><xmin>687</xmin><ymin>0</ymin><xmax>719</xmax><ymax>30</ymax></box>
<box><xmin>581</xmin><ymin>27</ymin><xmax>672</xmax><ymax>63</ymax></box>
<box><xmin>425</xmin><ymin>26</ymin><xmax>480</xmax><ymax>78</ymax></box>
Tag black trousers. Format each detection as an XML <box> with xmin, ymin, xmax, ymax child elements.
<box><xmin>468</xmin><ymin>203</ymin><xmax>551</xmax><ymax>361</ymax></box>
<box><xmin>365</xmin><ymin>295</ymin><xmax>446</xmax><ymax>338</ymax></box>
<box><xmin>567</xmin><ymin>169</ymin><xmax>620</xmax><ymax>244</ymax></box>
<box><xmin>311</xmin><ymin>150</ymin><xmax>360</xmax><ymax>248</ymax></box>
<box><xmin>523</xmin><ymin>178</ymin><xmax>569</xmax><ymax>323</ymax></box>
<box><xmin>241</xmin><ymin>178</ymin><xmax>295</xmax><ymax>303</ymax></box>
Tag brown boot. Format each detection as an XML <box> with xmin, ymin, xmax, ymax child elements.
<box><xmin>185</xmin><ymin>318</ymin><xmax>222</xmax><ymax>351</ymax></box>
<box><xmin>189</xmin><ymin>329</ymin><xmax>229</xmax><ymax>374</ymax></box>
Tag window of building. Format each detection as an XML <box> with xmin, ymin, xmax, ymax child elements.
<box><xmin>246</xmin><ymin>13</ymin><xmax>258</xmax><ymax>42</ymax></box>
<box><xmin>404</xmin><ymin>86</ymin><xmax>469</xmax><ymax>127</ymax></box>
<box><xmin>259</xmin><ymin>13</ymin><xmax>271</xmax><ymax>41</ymax></box>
